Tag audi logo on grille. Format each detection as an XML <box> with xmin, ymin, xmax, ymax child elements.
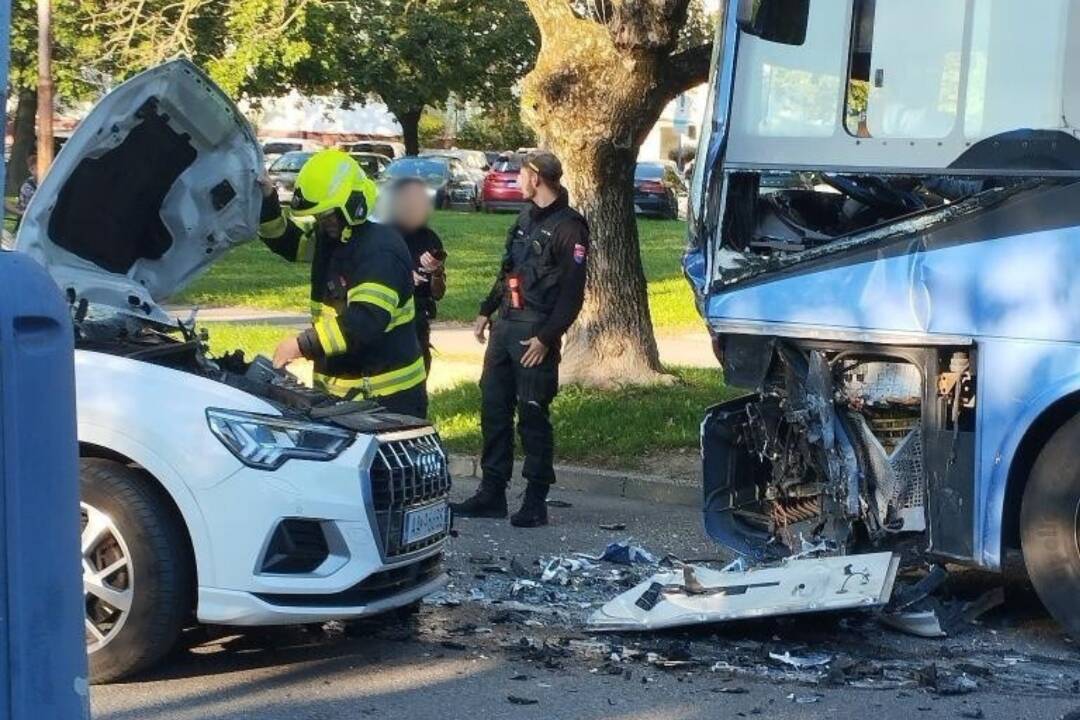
<box><xmin>413</xmin><ymin>450</ymin><xmax>444</xmax><ymax>481</ymax></box>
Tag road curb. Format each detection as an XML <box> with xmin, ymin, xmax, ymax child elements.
<box><xmin>448</xmin><ymin>454</ymin><xmax>700</xmax><ymax>507</ymax></box>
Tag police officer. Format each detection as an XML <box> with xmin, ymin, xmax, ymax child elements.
<box><xmin>259</xmin><ymin>150</ymin><xmax>428</xmax><ymax>418</ymax></box>
<box><xmin>451</xmin><ymin>151</ymin><xmax>589</xmax><ymax>527</ymax></box>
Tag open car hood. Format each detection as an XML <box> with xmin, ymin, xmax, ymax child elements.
<box><xmin>17</xmin><ymin>59</ymin><xmax>262</xmax><ymax>324</ymax></box>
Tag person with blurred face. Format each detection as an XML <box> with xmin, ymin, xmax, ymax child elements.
<box><xmin>451</xmin><ymin>151</ymin><xmax>590</xmax><ymax>528</ymax></box>
<box><xmin>388</xmin><ymin>177</ymin><xmax>446</xmax><ymax>376</ymax></box>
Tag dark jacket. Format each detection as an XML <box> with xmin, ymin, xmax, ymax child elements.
<box><xmin>479</xmin><ymin>190</ymin><xmax>589</xmax><ymax>347</ymax></box>
<box><xmin>258</xmin><ymin>194</ymin><xmax>425</xmax><ymax>400</ymax></box>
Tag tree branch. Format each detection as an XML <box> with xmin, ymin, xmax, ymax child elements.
<box><xmin>660</xmin><ymin>41</ymin><xmax>712</xmax><ymax>98</ymax></box>
<box><xmin>523</xmin><ymin>0</ymin><xmax>579</xmax><ymax>37</ymax></box>
<box><xmin>608</xmin><ymin>0</ymin><xmax>691</xmax><ymax>53</ymax></box>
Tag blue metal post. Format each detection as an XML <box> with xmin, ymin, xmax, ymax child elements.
<box><xmin>0</xmin><ymin>1</ymin><xmax>92</xmax><ymax>715</ymax></box>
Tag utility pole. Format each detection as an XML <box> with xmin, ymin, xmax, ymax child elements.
<box><xmin>36</xmin><ymin>0</ymin><xmax>53</xmax><ymax>181</ymax></box>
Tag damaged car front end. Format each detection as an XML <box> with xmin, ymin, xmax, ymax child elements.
<box><xmin>672</xmin><ymin>0</ymin><xmax>1080</xmax><ymax>635</ymax></box>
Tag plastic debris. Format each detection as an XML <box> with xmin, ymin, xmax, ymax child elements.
<box><xmin>540</xmin><ymin>557</ymin><xmax>595</xmax><ymax>585</ymax></box>
<box><xmin>578</xmin><ymin>541</ymin><xmax>658</xmax><ymax>566</ymax></box>
<box><xmin>880</xmin><ymin>609</ymin><xmax>947</xmax><ymax>638</ymax></box>
<box><xmin>599</xmin><ymin>523</ymin><xmax>627</xmax><ymax>531</ymax></box>
<box><xmin>787</xmin><ymin>692</ymin><xmax>822</xmax><ymax>704</ymax></box>
<box><xmin>769</xmin><ymin>651</ymin><xmax>834</xmax><ymax>669</ymax></box>
<box><xmin>962</xmin><ymin>587</ymin><xmax>1005</xmax><ymax>624</ymax></box>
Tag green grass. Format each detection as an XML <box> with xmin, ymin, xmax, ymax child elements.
<box><xmin>176</xmin><ymin>210</ymin><xmax>700</xmax><ymax>330</ymax></box>
<box><xmin>197</xmin><ymin>323</ymin><xmax>735</xmax><ymax>468</ymax></box>
<box><xmin>430</xmin><ymin>366</ymin><xmax>740</xmax><ymax>468</ymax></box>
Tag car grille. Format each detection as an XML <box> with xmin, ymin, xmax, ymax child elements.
<box><xmin>369</xmin><ymin>430</ymin><xmax>452</xmax><ymax>559</ymax></box>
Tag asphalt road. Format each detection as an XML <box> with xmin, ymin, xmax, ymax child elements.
<box><xmin>92</xmin><ymin>479</ymin><xmax>1080</xmax><ymax>720</ymax></box>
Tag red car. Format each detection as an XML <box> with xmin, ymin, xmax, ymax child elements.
<box><xmin>481</xmin><ymin>154</ymin><xmax>529</xmax><ymax>213</ymax></box>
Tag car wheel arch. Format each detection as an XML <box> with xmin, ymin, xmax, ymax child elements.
<box><xmin>78</xmin><ymin>439</ymin><xmax>208</xmax><ymax>590</ymax></box>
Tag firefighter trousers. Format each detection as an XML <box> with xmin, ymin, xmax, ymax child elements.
<box><xmin>479</xmin><ymin>318</ymin><xmax>559</xmax><ymax>488</ymax></box>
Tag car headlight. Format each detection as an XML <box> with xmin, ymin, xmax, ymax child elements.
<box><xmin>206</xmin><ymin>409</ymin><xmax>355</xmax><ymax>470</ymax></box>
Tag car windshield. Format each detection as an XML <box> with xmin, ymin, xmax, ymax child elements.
<box><xmin>264</xmin><ymin>142</ymin><xmax>303</xmax><ymax>156</ymax></box>
<box><xmin>352</xmin><ymin>143</ymin><xmax>394</xmax><ymax>157</ymax></box>
<box><xmin>386</xmin><ymin>158</ymin><xmax>449</xmax><ymax>181</ymax></box>
<box><xmin>270</xmin><ymin>152</ymin><xmax>313</xmax><ymax>172</ymax></box>
<box><xmin>635</xmin><ymin>163</ymin><xmax>666</xmax><ymax>180</ymax></box>
<box><xmin>351</xmin><ymin>155</ymin><xmax>384</xmax><ymax>177</ymax></box>
<box><xmin>493</xmin><ymin>156</ymin><xmax>522</xmax><ymax>173</ymax></box>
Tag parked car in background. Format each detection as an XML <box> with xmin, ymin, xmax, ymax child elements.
<box><xmin>267</xmin><ymin>150</ymin><xmax>315</xmax><ymax>203</ymax></box>
<box><xmin>349</xmin><ymin>152</ymin><xmax>392</xmax><ymax>181</ymax></box>
<box><xmin>382</xmin><ymin>156</ymin><xmax>479</xmax><ymax>210</ymax></box>
<box><xmin>421</xmin><ymin>149</ymin><xmax>488</xmax><ymax>206</ymax></box>
<box><xmin>343</xmin><ymin>141</ymin><xmax>406</xmax><ymax>159</ymax></box>
<box><xmin>261</xmin><ymin>137</ymin><xmax>320</xmax><ymax>166</ymax></box>
<box><xmin>484</xmin><ymin>151</ymin><xmax>504</xmax><ymax>167</ymax></box>
<box><xmin>482</xmin><ymin>153</ymin><xmax>528</xmax><ymax>213</ymax></box>
<box><xmin>634</xmin><ymin>161</ymin><xmax>685</xmax><ymax>219</ymax></box>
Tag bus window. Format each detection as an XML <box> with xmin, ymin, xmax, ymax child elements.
<box><xmin>845</xmin><ymin>0</ymin><xmax>966</xmax><ymax>140</ymax></box>
<box><xmin>965</xmin><ymin>0</ymin><xmax>1071</xmax><ymax>139</ymax></box>
<box><xmin>736</xmin><ymin>0</ymin><xmax>848</xmax><ymax>138</ymax></box>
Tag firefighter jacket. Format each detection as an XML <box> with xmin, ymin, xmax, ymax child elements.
<box><xmin>257</xmin><ymin>194</ymin><xmax>425</xmax><ymax>400</ymax></box>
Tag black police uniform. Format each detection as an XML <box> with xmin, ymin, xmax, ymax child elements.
<box><xmin>476</xmin><ymin>189</ymin><xmax>589</xmax><ymax>495</ymax></box>
<box><xmin>258</xmin><ymin>194</ymin><xmax>428</xmax><ymax>418</ymax></box>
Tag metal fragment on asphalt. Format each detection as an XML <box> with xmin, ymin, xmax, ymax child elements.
<box><xmin>587</xmin><ymin>552</ymin><xmax>900</xmax><ymax>631</ymax></box>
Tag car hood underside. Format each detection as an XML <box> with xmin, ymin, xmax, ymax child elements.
<box><xmin>17</xmin><ymin>59</ymin><xmax>263</xmax><ymax>324</ymax></box>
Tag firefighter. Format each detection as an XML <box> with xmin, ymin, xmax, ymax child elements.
<box><xmin>258</xmin><ymin>149</ymin><xmax>428</xmax><ymax>418</ymax></box>
<box><xmin>451</xmin><ymin>151</ymin><xmax>589</xmax><ymax>527</ymax></box>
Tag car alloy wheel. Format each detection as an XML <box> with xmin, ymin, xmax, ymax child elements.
<box><xmin>81</xmin><ymin>501</ymin><xmax>134</xmax><ymax>653</ymax></box>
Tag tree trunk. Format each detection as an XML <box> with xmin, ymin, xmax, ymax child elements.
<box><xmin>6</xmin><ymin>88</ymin><xmax>37</xmax><ymax>192</ymax></box>
<box><xmin>521</xmin><ymin>1</ymin><xmax>695</xmax><ymax>386</ymax></box>
<box><xmin>398</xmin><ymin>108</ymin><xmax>422</xmax><ymax>156</ymax></box>
<box><xmin>557</xmin><ymin>136</ymin><xmax>668</xmax><ymax>386</ymax></box>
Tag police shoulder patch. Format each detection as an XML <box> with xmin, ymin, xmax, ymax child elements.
<box><xmin>573</xmin><ymin>243</ymin><xmax>587</xmax><ymax>264</ymax></box>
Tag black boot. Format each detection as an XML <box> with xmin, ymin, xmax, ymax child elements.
<box><xmin>450</xmin><ymin>481</ymin><xmax>507</xmax><ymax>518</ymax></box>
<box><xmin>510</xmin><ymin>482</ymin><xmax>550</xmax><ymax>528</ymax></box>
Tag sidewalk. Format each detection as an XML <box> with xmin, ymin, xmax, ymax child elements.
<box><xmin>166</xmin><ymin>306</ymin><xmax>716</xmax><ymax>384</ymax></box>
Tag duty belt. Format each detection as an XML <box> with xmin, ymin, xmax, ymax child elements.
<box><xmin>313</xmin><ymin>356</ymin><xmax>427</xmax><ymax>400</ymax></box>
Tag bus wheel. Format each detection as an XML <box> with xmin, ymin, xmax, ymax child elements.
<box><xmin>1021</xmin><ymin>413</ymin><xmax>1080</xmax><ymax>637</ymax></box>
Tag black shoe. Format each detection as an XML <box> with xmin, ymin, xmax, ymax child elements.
<box><xmin>450</xmin><ymin>483</ymin><xmax>507</xmax><ymax>518</ymax></box>
<box><xmin>510</xmin><ymin>482</ymin><xmax>550</xmax><ymax>527</ymax></box>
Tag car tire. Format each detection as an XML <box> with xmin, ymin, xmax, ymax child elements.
<box><xmin>1020</xmin><ymin>413</ymin><xmax>1080</xmax><ymax>637</ymax></box>
<box><xmin>81</xmin><ymin>458</ymin><xmax>193</xmax><ymax>683</ymax></box>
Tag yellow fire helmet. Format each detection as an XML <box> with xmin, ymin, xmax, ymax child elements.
<box><xmin>290</xmin><ymin>149</ymin><xmax>378</xmax><ymax>226</ymax></box>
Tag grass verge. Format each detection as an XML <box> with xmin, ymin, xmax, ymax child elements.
<box><xmin>176</xmin><ymin>211</ymin><xmax>699</xmax><ymax>330</ymax></box>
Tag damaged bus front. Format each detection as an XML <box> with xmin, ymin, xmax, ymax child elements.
<box><xmin>682</xmin><ymin>0</ymin><xmax>1080</xmax><ymax>635</ymax></box>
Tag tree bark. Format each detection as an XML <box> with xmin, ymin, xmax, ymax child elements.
<box><xmin>6</xmin><ymin>89</ymin><xmax>37</xmax><ymax>192</ymax></box>
<box><xmin>398</xmin><ymin>108</ymin><xmax>422</xmax><ymax>156</ymax></box>
<box><xmin>520</xmin><ymin>0</ymin><xmax>713</xmax><ymax>386</ymax></box>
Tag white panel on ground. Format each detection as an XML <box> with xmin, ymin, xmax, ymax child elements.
<box><xmin>588</xmin><ymin>552</ymin><xmax>900</xmax><ymax>632</ymax></box>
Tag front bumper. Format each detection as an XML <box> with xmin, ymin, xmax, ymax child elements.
<box><xmin>198</xmin><ymin>564</ymin><xmax>448</xmax><ymax>625</ymax></box>
<box><xmin>191</xmin><ymin>429</ymin><xmax>452</xmax><ymax>625</ymax></box>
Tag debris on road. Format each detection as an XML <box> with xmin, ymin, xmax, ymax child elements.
<box><xmin>578</xmin><ymin>541</ymin><xmax>658</xmax><ymax>566</ymax></box>
<box><xmin>769</xmin><ymin>651</ymin><xmax>834</xmax><ymax>669</ymax></box>
<box><xmin>541</xmin><ymin>557</ymin><xmax>595</xmax><ymax>585</ymax></box>
<box><xmin>507</xmin><ymin>695</ymin><xmax>539</xmax><ymax>705</ymax></box>
<box><xmin>962</xmin><ymin>587</ymin><xmax>1006</xmax><ymax>624</ymax></box>
<box><xmin>880</xmin><ymin>608</ymin><xmax>947</xmax><ymax>638</ymax></box>
<box><xmin>546</xmin><ymin>499</ymin><xmax>573</xmax><ymax>508</ymax></box>
<box><xmin>599</xmin><ymin>523</ymin><xmax>627</xmax><ymax>531</ymax></box>
<box><xmin>588</xmin><ymin>552</ymin><xmax>899</xmax><ymax>631</ymax></box>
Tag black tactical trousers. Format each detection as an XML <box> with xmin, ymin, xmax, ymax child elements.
<box><xmin>480</xmin><ymin>318</ymin><xmax>559</xmax><ymax>488</ymax></box>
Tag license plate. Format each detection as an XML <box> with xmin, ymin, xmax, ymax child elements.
<box><xmin>508</xmin><ymin>181</ymin><xmax>518</xmax><ymax>188</ymax></box>
<box><xmin>402</xmin><ymin>503</ymin><xmax>449</xmax><ymax>545</ymax></box>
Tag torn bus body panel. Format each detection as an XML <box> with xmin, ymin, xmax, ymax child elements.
<box><xmin>588</xmin><ymin>552</ymin><xmax>900</xmax><ymax>632</ymax></box>
<box><xmin>703</xmin><ymin>339</ymin><xmax>975</xmax><ymax>563</ymax></box>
